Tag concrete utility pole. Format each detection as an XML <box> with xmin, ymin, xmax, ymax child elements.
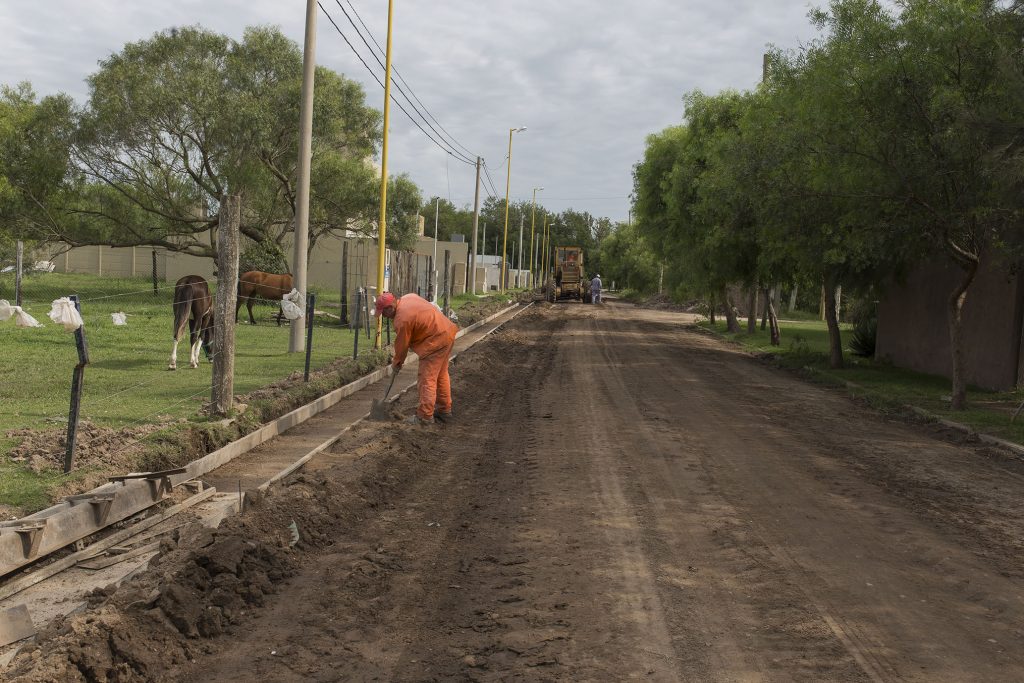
<box><xmin>213</xmin><ymin>195</ymin><xmax>240</xmax><ymax>416</ymax></box>
<box><xmin>470</xmin><ymin>156</ymin><xmax>481</xmax><ymax>296</ymax></box>
<box><xmin>432</xmin><ymin>197</ymin><xmax>440</xmax><ymax>302</ymax></box>
<box><xmin>517</xmin><ymin>213</ymin><xmax>524</xmax><ymax>287</ymax></box>
<box><xmin>290</xmin><ymin>0</ymin><xmax>316</xmax><ymax>353</ymax></box>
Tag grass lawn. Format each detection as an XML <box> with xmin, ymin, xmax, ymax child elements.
<box><xmin>700</xmin><ymin>317</ymin><xmax>1024</xmax><ymax>446</ymax></box>
<box><xmin>0</xmin><ymin>273</ymin><xmax>504</xmax><ymax>512</ymax></box>
<box><xmin>0</xmin><ymin>273</ymin><xmax>380</xmax><ymax>435</ymax></box>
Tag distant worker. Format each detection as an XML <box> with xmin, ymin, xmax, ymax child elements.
<box><xmin>376</xmin><ymin>292</ymin><xmax>458</xmax><ymax>425</ymax></box>
<box><xmin>590</xmin><ymin>273</ymin><xmax>602</xmax><ymax>304</ymax></box>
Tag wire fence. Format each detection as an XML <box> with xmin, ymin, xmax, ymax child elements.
<box><xmin>0</xmin><ymin>239</ymin><xmax>478</xmax><ymax>477</ymax></box>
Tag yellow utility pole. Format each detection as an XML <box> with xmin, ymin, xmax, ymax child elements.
<box><xmin>374</xmin><ymin>0</ymin><xmax>395</xmax><ymax>349</ymax></box>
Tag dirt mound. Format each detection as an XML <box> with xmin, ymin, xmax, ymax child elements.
<box><xmin>5</xmin><ymin>421</ymin><xmax>169</xmax><ymax>480</ymax></box>
<box><xmin>455</xmin><ymin>297</ymin><xmax>512</xmax><ymax>326</ymax></box>
<box><xmin>4</xmin><ymin>420</ymin><xmax>442</xmax><ymax>682</ymax></box>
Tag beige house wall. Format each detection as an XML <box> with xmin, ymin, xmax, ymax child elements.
<box><xmin>49</xmin><ymin>233</ymin><xmax>470</xmax><ymax>300</ymax></box>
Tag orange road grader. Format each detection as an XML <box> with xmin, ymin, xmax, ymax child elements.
<box><xmin>546</xmin><ymin>246</ymin><xmax>591</xmax><ymax>303</ymax></box>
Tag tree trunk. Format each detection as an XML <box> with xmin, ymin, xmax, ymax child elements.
<box><xmin>823</xmin><ymin>274</ymin><xmax>843</xmax><ymax>369</ymax></box>
<box><xmin>760</xmin><ymin>285</ymin><xmax>769</xmax><ymax>330</ymax></box>
<box><xmin>708</xmin><ymin>298</ymin><xmax>716</xmax><ymax>326</ymax></box>
<box><xmin>765</xmin><ymin>287</ymin><xmax>781</xmax><ymax>346</ymax></box>
<box><xmin>788</xmin><ymin>285</ymin><xmax>798</xmax><ymax>312</ymax></box>
<box><xmin>722</xmin><ymin>287</ymin><xmax>741</xmax><ymax>333</ymax></box>
<box><xmin>948</xmin><ymin>260</ymin><xmax>979</xmax><ymax>410</ymax></box>
<box><xmin>834</xmin><ymin>284</ymin><xmax>843</xmax><ymax>322</ymax></box>
<box><xmin>747</xmin><ymin>285</ymin><xmax>758</xmax><ymax>334</ymax></box>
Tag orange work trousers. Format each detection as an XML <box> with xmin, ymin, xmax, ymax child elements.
<box><xmin>416</xmin><ymin>332</ymin><xmax>456</xmax><ymax>420</ymax></box>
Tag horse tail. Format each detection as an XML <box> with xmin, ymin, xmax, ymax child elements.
<box><xmin>172</xmin><ymin>283</ymin><xmax>191</xmax><ymax>341</ymax></box>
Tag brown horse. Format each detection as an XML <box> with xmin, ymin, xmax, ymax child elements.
<box><xmin>169</xmin><ymin>275</ymin><xmax>214</xmax><ymax>370</ymax></box>
<box><xmin>237</xmin><ymin>271</ymin><xmax>293</xmax><ymax>326</ymax></box>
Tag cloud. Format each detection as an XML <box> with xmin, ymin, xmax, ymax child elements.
<box><xmin>1</xmin><ymin>0</ymin><xmax>824</xmax><ymax>223</ymax></box>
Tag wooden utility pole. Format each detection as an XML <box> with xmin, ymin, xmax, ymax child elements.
<box><xmin>340</xmin><ymin>241</ymin><xmax>349</xmax><ymax>325</ymax></box>
<box><xmin>212</xmin><ymin>195</ymin><xmax>240</xmax><ymax>416</ymax></box>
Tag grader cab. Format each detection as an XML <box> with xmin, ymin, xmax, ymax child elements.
<box><xmin>546</xmin><ymin>246</ymin><xmax>591</xmax><ymax>303</ymax></box>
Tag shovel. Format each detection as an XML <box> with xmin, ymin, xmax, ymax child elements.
<box><xmin>369</xmin><ymin>368</ymin><xmax>400</xmax><ymax>421</ymax></box>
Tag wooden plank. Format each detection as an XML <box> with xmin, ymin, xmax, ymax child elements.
<box><xmin>78</xmin><ymin>542</ymin><xmax>161</xmax><ymax>571</ymax></box>
<box><xmin>0</xmin><ymin>486</ymin><xmax>216</xmax><ymax>603</ymax></box>
<box><xmin>0</xmin><ymin>604</ymin><xmax>34</xmax><ymax>647</ymax></box>
<box><xmin>108</xmin><ymin>467</ymin><xmax>187</xmax><ymax>482</ymax></box>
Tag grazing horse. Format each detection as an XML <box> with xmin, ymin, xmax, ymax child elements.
<box><xmin>236</xmin><ymin>271</ymin><xmax>293</xmax><ymax>326</ymax></box>
<box><xmin>169</xmin><ymin>275</ymin><xmax>214</xmax><ymax>370</ymax></box>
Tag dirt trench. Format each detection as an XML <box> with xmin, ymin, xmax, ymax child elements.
<box><xmin>9</xmin><ymin>302</ymin><xmax>1024</xmax><ymax>682</ymax></box>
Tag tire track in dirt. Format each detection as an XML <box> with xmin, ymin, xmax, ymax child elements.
<box><xmin>600</xmin><ymin>307</ymin><xmax>1024</xmax><ymax>682</ymax></box>
<box><xmin>12</xmin><ymin>302</ymin><xmax>1024</xmax><ymax>682</ymax></box>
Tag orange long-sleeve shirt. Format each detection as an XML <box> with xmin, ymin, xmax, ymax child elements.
<box><xmin>391</xmin><ymin>294</ymin><xmax>458</xmax><ymax>367</ymax></box>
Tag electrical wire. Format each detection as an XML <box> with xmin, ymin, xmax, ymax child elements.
<box><xmin>342</xmin><ymin>0</ymin><xmax>479</xmax><ymax>162</ymax></box>
<box><xmin>318</xmin><ymin>2</ymin><xmax>476</xmax><ymax>167</ymax></box>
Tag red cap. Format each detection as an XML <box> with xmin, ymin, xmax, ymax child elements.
<box><xmin>375</xmin><ymin>292</ymin><xmax>397</xmax><ymax>315</ymax></box>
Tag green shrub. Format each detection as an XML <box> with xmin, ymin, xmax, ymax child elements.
<box><xmin>850</xmin><ymin>317</ymin><xmax>877</xmax><ymax>357</ymax></box>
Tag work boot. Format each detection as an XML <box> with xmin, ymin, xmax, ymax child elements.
<box><xmin>405</xmin><ymin>415</ymin><xmax>433</xmax><ymax>426</ymax></box>
<box><xmin>434</xmin><ymin>409</ymin><xmax>454</xmax><ymax>423</ymax></box>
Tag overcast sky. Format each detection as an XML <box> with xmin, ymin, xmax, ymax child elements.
<box><xmin>1</xmin><ymin>1</ymin><xmax>823</xmax><ymax>225</ymax></box>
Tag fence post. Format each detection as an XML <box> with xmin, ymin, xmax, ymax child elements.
<box><xmin>340</xmin><ymin>241</ymin><xmax>349</xmax><ymax>325</ymax></box>
<box><xmin>304</xmin><ymin>293</ymin><xmax>316</xmax><ymax>382</ymax></box>
<box><xmin>152</xmin><ymin>249</ymin><xmax>158</xmax><ymax>296</ymax></box>
<box><xmin>352</xmin><ymin>289</ymin><xmax>362</xmax><ymax>360</ymax></box>
<box><xmin>63</xmin><ymin>295</ymin><xmax>89</xmax><ymax>474</ymax></box>
<box><xmin>443</xmin><ymin>249</ymin><xmax>451</xmax><ymax>315</ymax></box>
<box><xmin>363</xmin><ymin>289</ymin><xmax>371</xmax><ymax>339</ymax></box>
<box><xmin>427</xmin><ymin>255</ymin><xmax>434</xmax><ymax>301</ymax></box>
<box><xmin>212</xmin><ymin>194</ymin><xmax>240</xmax><ymax>416</ymax></box>
<box><xmin>14</xmin><ymin>240</ymin><xmax>23</xmax><ymax>307</ymax></box>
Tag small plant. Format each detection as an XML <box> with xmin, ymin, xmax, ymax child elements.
<box><xmin>849</xmin><ymin>316</ymin><xmax>877</xmax><ymax>357</ymax></box>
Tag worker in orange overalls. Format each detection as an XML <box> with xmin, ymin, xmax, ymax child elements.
<box><xmin>376</xmin><ymin>292</ymin><xmax>458</xmax><ymax>425</ymax></box>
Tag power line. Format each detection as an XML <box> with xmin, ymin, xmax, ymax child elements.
<box><xmin>317</xmin><ymin>2</ymin><xmax>476</xmax><ymax>167</ymax></box>
<box><xmin>343</xmin><ymin>0</ymin><xmax>479</xmax><ymax>162</ymax></box>
<box><xmin>330</xmin><ymin>0</ymin><xmax>475</xmax><ymax>166</ymax></box>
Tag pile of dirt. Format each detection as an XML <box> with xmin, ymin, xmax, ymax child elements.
<box><xmin>633</xmin><ymin>292</ymin><xmax>702</xmax><ymax>312</ymax></box>
<box><xmin>4</xmin><ymin>422</ymin><xmax>441</xmax><ymax>683</ymax></box>
<box><xmin>5</xmin><ymin>422</ymin><xmax>168</xmax><ymax>475</ymax></box>
<box><xmin>455</xmin><ymin>297</ymin><xmax>514</xmax><ymax>326</ymax></box>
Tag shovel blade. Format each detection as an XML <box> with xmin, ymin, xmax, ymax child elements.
<box><xmin>368</xmin><ymin>398</ymin><xmax>392</xmax><ymax>421</ymax></box>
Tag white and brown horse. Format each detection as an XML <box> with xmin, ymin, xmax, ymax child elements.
<box><xmin>237</xmin><ymin>271</ymin><xmax>293</xmax><ymax>325</ymax></box>
<box><xmin>169</xmin><ymin>275</ymin><xmax>214</xmax><ymax>370</ymax></box>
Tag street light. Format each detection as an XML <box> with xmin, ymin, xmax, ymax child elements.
<box><xmin>529</xmin><ymin>187</ymin><xmax>543</xmax><ymax>288</ymax></box>
<box><xmin>501</xmin><ymin>126</ymin><xmax>526</xmax><ymax>292</ymax></box>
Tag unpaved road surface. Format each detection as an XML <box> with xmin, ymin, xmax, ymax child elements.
<box><xmin>11</xmin><ymin>302</ymin><xmax>1024</xmax><ymax>682</ymax></box>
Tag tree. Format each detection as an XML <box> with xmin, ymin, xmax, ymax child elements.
<box><xmin>0</xmin><ymin>83</ymin><xmax>76</xmax><ymax>251</ymax></box>
<box><xmin>599</xmin><ymin>221</ymin><xmax>659</xmax><ymax>293</ymax></box>
<box><xmin>67</xmin><ymin>26</ymin><xmax>383</xmax><ymax>258</ymax></box>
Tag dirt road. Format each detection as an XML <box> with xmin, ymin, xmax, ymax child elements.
<box><xmin>11</xmin><ymin>302</ymin><xmax>1024</xmax><ymax>681</ymax></box>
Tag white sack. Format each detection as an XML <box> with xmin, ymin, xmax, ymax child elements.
<box><xmin>280</xmin><ymin>288</ymin><xmax>305</xmax><ymax>321</ymax></box>
<box><xmin>48</xmin><ymin>297</ymin><xmax>84</xmax><ymax>332</ymax></box>
<box><xmin>111</xmin><ymin>311</ymin><xmax>128</xmax><ymax>326</ymax></box>
<box><xmin>0</xmin><ymin>300</ymin><xmax>42</xmax><ymax>328</ymax></box>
